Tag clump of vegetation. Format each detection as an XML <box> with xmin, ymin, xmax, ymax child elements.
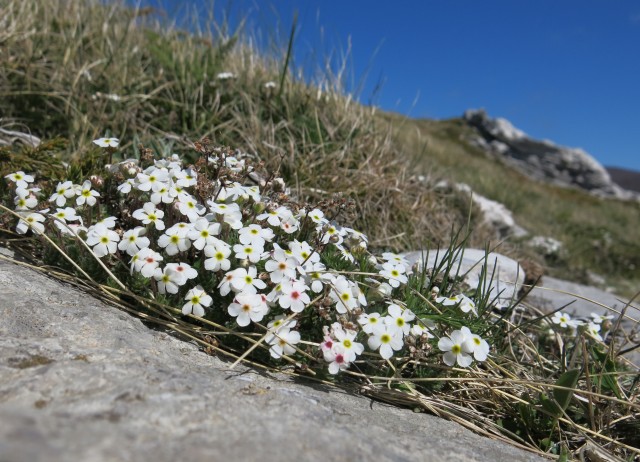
<box><xmin>1</xmin><ymin>0</ymin><xmax>638</xmax><ymax>460</ymax></box>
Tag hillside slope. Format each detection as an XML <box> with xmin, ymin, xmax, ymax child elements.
<box><xmin>382</xmin><ymin>112</ymin><xmax>640</xmax><ymax>296</ymax></box>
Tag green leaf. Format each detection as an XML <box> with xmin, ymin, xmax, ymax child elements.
<box><xmin>540</xmin><ymin>392</ymin><xmax>561</xmax><ymax>417</ymax></box>
<box><xmin>553</xmin><ymin>368</ymin><xmax>581</xmax><ymax>413</ymax></box>
<box><xmin>539</xmin><ymin>368</ymin><xmax>581</xmax><ymax>418</ymax></box>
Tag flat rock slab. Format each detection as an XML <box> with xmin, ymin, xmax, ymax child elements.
<box><xmin>528</xmin><ymin>276</ymin><xmax>640</xmax><ymax>367</ymax></box>
<box><xmin>0</xmin><ymin>254</ymin><xmax>544</xmax><ymax>462</ymax></box>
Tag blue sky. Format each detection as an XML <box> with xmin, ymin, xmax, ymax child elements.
<box><xmin>136</xmin><ymin>1</ymin><xmax>640</xmax><ymax>171</ymax></box>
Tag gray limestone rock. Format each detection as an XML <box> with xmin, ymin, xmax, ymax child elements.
<box><xmin>527</xmin><ymin>276</ymin><xmax>640</xmax><ymax>367</ymax></box>
<box><xmin>463</xmin><ymin>109</ymin><xmax>639</xmax><ymax>200</ymax></box>
<box><xmin>0</xmin><ymin>253</ymin><xmax>543</xmax><ymax>462</ymax></box>
<box><xmin>403</xmin><ymin>248</ymin><xmax>524</xmax><ymax>307</ymax></box>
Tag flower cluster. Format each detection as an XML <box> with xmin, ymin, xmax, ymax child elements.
<box><xmin>549</xmin><ymin>311</ymin><xmax>615</xmax><ymax>342</ymax></box>
<box><xmin>2</xmin><ymin>138</ymin><xmax>498</xmax><ymax>375</ymax></box>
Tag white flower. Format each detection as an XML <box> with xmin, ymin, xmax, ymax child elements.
<box><xmin>328</xmin><ymin>276</ymin><xmax>360</xmax><ymax>314</ymax></box>
<box><xmin>216</xmin><ymin>71</ymin><xmax>236</xmax><ymax>80</ymax></box>
<box><xmin>16</xmin><ymin>212</ymin><xmax>46</xmax><ymax>235</ymax></box>
<box><xmin>358</xmin><ymin>312</ymin><xmax>382</xmax><ymax>334</ymax></box>
<box><xmin>14</xmin><ymin>188</ymin><xmax>38</xmax><ymax>210</ymax></box>
<box><xmin>438</xmin><ymin>329</ymin><xmax>474</xmax><ymax>367</ymax></box>
<box><xmin>5</xmin><ymin>171</ymin><xmax>34</xmax><ymax>189</ymax></box>
<box><xmin>277</xmin><ymin>280</ymin><xmax>310</xmax><ymax>313</ymax></box>
<box><xmin>436</xmin><ymin>295</ymin><xmax>462</xmax><ymax>306</ymax></box>
<box><xmin>207</xmin><ymin>200</ymin><xmax>243</xmax><ymax>229</ymax></box>
<box><xmin>204</xmin><ymin>242</ymin><xmax>232</xmax><ymax>272</ymax></box>
<box><xmin>233</xmin><ymin>242</ymin><xmax>264</xmax><ymax>264</ymax></box>
<box><xmin>118</xmin><ymin>227</ymin><xmax>150</xmax><ymax>256</ymax></box>
<box><xmin>460</xmin><ymin>327</ymin><xmax>490</xmax><ymax>362</ymax></box>
<box><xmin>265</xmin><ymin>249</ymin><xmax>298</xmax><ymax>283</ymax></box>
<box><xmin>590</xmin><ymin>312</ymin><xmax>614</xmax><ymax>324</ymax></box>
<box><xmin>411</xmin><ymin>319</ymin><xmax>435</xmax><ymax>339</ymax></box>
<box><xmin>150</xmin><ymin>182</ymin><xmax>177</xmax><ymax>204</ymax></box>
<box><xmin>264</xmin><ymin>81</ymin><xmax>277</xmax><ymax>89</ymax></box>
<box><xmin>551</xmin><ymin>311</ymin><xmax>581</xmax><ymax>329</ymax></box>
<box><xmin>132</xmin><ymin>202</ymin><xmax>165</xmax><ymax>230</ymax></box>
<box><xmin>173</xmin><ymin>167</ymin><xmax>197</xmax><ymax>188</ymax></box>
<box><xmin>177</xmin><ymin>192</ymin><xmax>205</xmax><ymax>222</ymax></box>
<box><xmin>381</xmin><ymin>252</ymin><xmax>409</xmax><ymax>267</ymax></box>
<box><xmin>280</xmin><ymin>215</ymin><xmax>299</xmax><ymax>234</ymax></box>
<box><xmin>324</xmin><ymin>344</ymin><xmax>350</xmax><ymax>375</ymax></box>
<box><xmin>228</xmin><ymin>292</ymin><xmax>268</xmax><ymax>326</ymax></box>
<box><xmin>96</xmin><ymin>216</ymin><xmax>117</xmax><ymax>229</ymax></box>
<box><xmin>49</xmin><ymin>181</ymin><xmax>76</xmax><ymax>206</ymax></box>
<box><xmin>239</xmin><ymin>224</ymin><xmax>274</xmax><ymax>246</ymax></box>
<box><xmin>187</xmin><ymin>218</ymin><xmax>221</xmax><ymax>250</ymax></box>
<box><xmin>86</xmin><ymin>224</ymin><xmax>119</xmax><ymax>257</ymax></box>
<box><xmin>158</xmin><ymin>228</ymin><xmax>191</xmax><ymax>255</ymax></box>
<box><xmin>333</xmin><ymin>325</ymin><xmax>364</xmax><ymax>362</ymax></box>
<box><xmin>319</xmin><ymin>223</ymin><xmax>345</xmax><ymax>244</ymax></box>
<box><xmin>117</xmin><ymin>178</ymin><xmax>135</xmax><ymax>194</ymax></box>
<box><xmin>229</xmin><ymin>266</ymin><xmax>267</xmax><ymax>294</ymax></box>
<box><xmin>368</xmin><ymin>327</ymin><xmax>404</xmax><ymax>360</ymax></box>
<box><xmin>266</xmin><ymin>327</ymin><xmax>301</xmax><ymax>359</ymax></box>
<box><xmin>165</xmin><ymin>262</ymin><xmax>198</xmax><ymax>280</ymax></box>
<box><xmin>166</xmin><ymin>221</ymin><xmax>191</xmax><ymax>236</ymax></box>
<box><xmin>76</xmin><ymin>180</ymin><xmax>100</xmax><ymax>207</ymax></box>
<box><xmin>288</xmin><ymin>240</ymin><xmax>319</xmax><ymax>265</ymax></box>
<box><xmin>335</xmin><ymin>244</ymin><xmax>355</xmax><ymax>264</ymax></box>
<box><xmin>50</xmin><ymin>207</ymin><xmax>81</xmax><ymax>233</ymax></box>
<box><xmin>154</xmin><ymin>267</ymin><xmax>186</xmax><ymax>294</ymax></box>
<box><xmin>307</xmin><ymin>208</ymin><xmax>327</xmax><ymax>224</ymax></box>
<box><xmin>458</xmin><ymin>295</ymin><xmax>478</xmax><ymax>316</ymax></box>
<box><xmin>379</xmin><ymin>262</ymin><xmax>408</xmax><ymax>288</ymax></box>
<box><xmin>93</xmin><ymin>137</ymin><xmax>119</xmax><ymax>148</ymax></box>
<box><xmin>136</xmin><ymin>168</ymin><xmax>169</xmax><ymax>192</ymax></box>
<box><xmin>301</xmin><ymin>261</ymin><xmax>331</xmax><ymax>293</ymax></box>
<box><xmin>131</xmin><ymin>248</ymin><xmax>163</xmax><ymax>277</ymax></box>
<box><xmin>267</xmin><ymin>316</ymin><xmax>297</xmax><ymax>332</ymax></box>
<box><xmin>586</xmin><ymin>322</ymin><xmax>603</xmax><ymax>341</ymax></box>
<box><xmin>183</xmin><ymin>285</ymin><xmax>212</xmax><ymax>317</ymax></box>
<box><xmin>257</xmin><ymin>206</ymin><xmax>292</xmax><ymax>226</ymax></box>
<box><xmin>384</xmin><ymin>304</ymin><xmax>415</xmax><ymax>336</ymax></box>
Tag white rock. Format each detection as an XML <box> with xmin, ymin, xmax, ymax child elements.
<box><xmin>527</xmin><ymin>236</ymin><xmax>563</xmax><ymax>256</ymax></box>
<box><xmin>439</xmin><ymin>181</ymin><xmax>528</xmax><ymax>238</ymax></box>
<box><xmin>403</xmin><ymin>248</ymin><xmax>524</xmax><ymax>306</ymax></box>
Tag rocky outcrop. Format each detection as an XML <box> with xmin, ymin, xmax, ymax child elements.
<box><xmin>0</xmin><ymin>250</ymin><xmax>544</xmax><ymax>462</ymax></box>
<box><xmin>436</xmin><ymin>181</ymin><xmax>528</xmax><ymax>239</ymax></box>
<box><xmin>463</xmin><ymin>109</ymin><xmax>638</xmax><ymax>200</ymax></box>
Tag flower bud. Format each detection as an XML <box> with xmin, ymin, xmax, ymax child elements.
<box><xmin>253</xmin><ymin>202</ymin><xmax>266</xmax><ymax>214</ymax></box>
<box><xmin>90</xmin><ymin>175</ymin><xmax>104</xmax><ymax>188</ymax></box>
